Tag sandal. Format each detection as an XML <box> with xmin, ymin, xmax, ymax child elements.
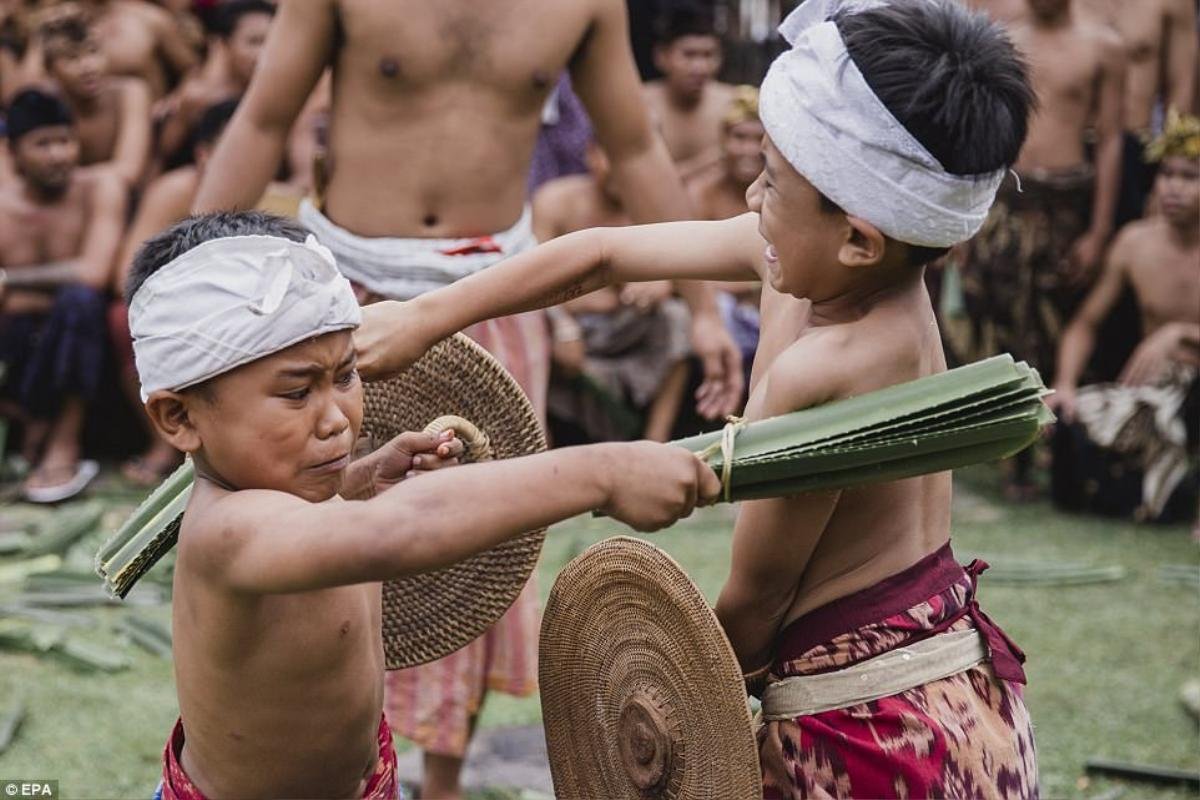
<box><xmin>22</xmin><ymin>459</ymin><xmax>99</xmax><ymax>504</ymax></box>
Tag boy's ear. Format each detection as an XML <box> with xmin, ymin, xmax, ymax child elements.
<box><xmin>144</xmin><ymin>390</ymin><xmax>203</xmax><ymax>454</ymax></box>
<box><xmin>838</xmin><ymin>215</ymin><xmax>888</xmax><ymax>269</ymax></box>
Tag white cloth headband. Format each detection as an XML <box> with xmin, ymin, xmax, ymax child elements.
<box><xmin>129</xmin><ymin>234</ymin><xmax>362</xmax><ymax>401</ymax></box>
<box><xmin>760</xmin><ymin>0</ymin><xmax>1006</xmax><ymax>248</ymax></box>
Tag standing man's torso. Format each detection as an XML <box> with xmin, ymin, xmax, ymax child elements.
<box><xmin>1082</xmin><ymin>0</ymin><xmax>1171</xmax><ymax>131</ymax></box>
<box><xmin>323</xmin><ymin>0</ymin><xmax>598</xmax><ymax>238</ymax></box>
<box><xmin>72</xmin><ymin>84</ymin><xmax>122</xmax><ymax>168</ymax></box>
<box><xmin>1012</xmin><ymin>19</ymin><xmax>1107</xmax><ymax>172</ymax></box>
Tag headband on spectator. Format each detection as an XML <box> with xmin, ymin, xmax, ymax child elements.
<box><xmin>759</xmin><ymin>0</ymin><xmax>1006</xmax><ymax>248</ymax></box>
<box><xmin>129</xmin><ymin>235</ymin><xmax>362</xmax><ymax>401</ymax></box>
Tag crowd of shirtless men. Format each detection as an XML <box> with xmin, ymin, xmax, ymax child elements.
<box><xmin>0</xmin><ymin>0</ymin><xmax>1197</xmax><ymax>795</ymax></box>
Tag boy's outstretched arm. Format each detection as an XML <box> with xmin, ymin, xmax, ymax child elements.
<box><xmin>193</xmin><ymin>441</ymin><xmax>721</xmax><ymax>595</ymax></box>
<box><xmin>355</xmin><ymin>213</ymin><xmax>766</xmax><ymax>381</ymax></box>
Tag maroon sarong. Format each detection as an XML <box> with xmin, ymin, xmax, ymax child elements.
<box><xmin>760</xmin><ymin>543</ymin><xmax>1038</xmax><ymax>799</ymax></box>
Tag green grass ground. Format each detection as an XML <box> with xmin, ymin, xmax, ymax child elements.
<box><xmin>1</xmin><ymin>468</ymin><xmax>1197</xmax><ymax>799</ymax></box>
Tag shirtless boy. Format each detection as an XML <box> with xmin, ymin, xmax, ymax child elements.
<box><xmin>356</xmin><ymin>2</ymin><xmax>1038</xmax><ymax>796</ymax></box>
<box><xmin>532</xmin><ymin>140</ymin><xmax>691</xmax><ymax>443</ymax></box>
<box><xmin>127</xmin><ymin>211</ymin><xmax>720</xmax><ymax>799</ymax></box>
<box><xmin>642</xmin><ymin>2</ymin><xmax>736</xmax><ymax>179</ymax></box>
<box><xmin>155</xmin><ymin>0</ymin><xmax>273</xmax><ymax>165</ymax></box>
<box><xmin>81</xmin><ymin>0</ymin><xmax>195</xmax><ymax>98</ymax></box>
<box><xmin>1051</xmin><ymin>115</ymin><xmax>1200</xmax><ymax>521</ymax></box>
<box><xmin>0</xmin><ymin>88</ymin><xmax>126</xmax><ymax>503</ymax></box>
<box><xmin>42</xmin><ymin>11</ymin><xmax>151</xmax><ymax>186</ymax></box>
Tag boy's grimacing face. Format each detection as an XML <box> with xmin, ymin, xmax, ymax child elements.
<box><xmin>745</xmin><ymin>135</ymin><xmax>849</xmax><ymax>298</ymax></box>
<box><xmin>152</xmin><ymin>331</ymin><xmax>363</xmax><ymax>503</ymax></box>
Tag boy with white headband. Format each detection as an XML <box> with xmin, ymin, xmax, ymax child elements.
<box><xmin>355</xmin><ymin>1</ymin><xmax>1039</xmax><ymax>796</ymax></box>
<box><xmin>126</xmin><ymin>211</ymin><xmax>720</xmax><ymax>799</ymax></box>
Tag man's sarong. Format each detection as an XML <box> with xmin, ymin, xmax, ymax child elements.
<box><xmin>760</xmin><ymin>543</ymin><xmax>1037</xmax><ymax>800</ymax></box>
<box><xmin>0</xmin><ymin>285</ymin><xmax>107</xmax><ymax>418</ymax></box>
<box><xmin>155</xmin><ymin>715</ymin><xmax>401</xmax><ymax>800</ymax></box>
<box><xmin>1053</xmin><ymin>365</ymin><xmax>1200</xmax><ymax>521</ymax></box>
<box><xmin>957</xmin><ymin>167</ymin><xmax>1093</xmax><ymax>379</ymax></box>
<box><xmin>299</xmin><ymin>201</ymin><xmax>547</xmax><ymax>759</ymax></box>
<box><xmin>548</xmin><ymin>300</ymin><xmax>691</xmax><ymax>442</ymax></box>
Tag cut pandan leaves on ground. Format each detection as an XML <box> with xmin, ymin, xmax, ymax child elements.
<box><xmin>0</xmin><ymin>620</ymin><xmax>130</xmax><ymax>672</ymax></box>
<box><xmin>0</xmin><ymin>699</ymin><xmax>25</xmax><ymax>756</ymax></box>
<box><xmin>95</xmin><ymin>459</ymin><xmax>193</xmax><ymax>598</ymax></box>
<box><xmin>673</xmin><ymin>355</ymin><xmax>1053</xmax><ymax>502</ymax></box>
<box><xmin>120</xmin><ymin>616</ymin><xmax>172</xmax><ymax>658</ymax></box>
<box><xmin>22</xmin><ymin>502</ymin><xmax>104</xmax><ymax>558</ymax></box>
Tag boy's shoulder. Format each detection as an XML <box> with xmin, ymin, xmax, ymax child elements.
<box><xmin>759</xmin><ymin>309</ymin><xmax>928</xmax><ymax>417</ymax></box>
<box><xmin>177</xmin><ymin>486</ymin><xmax>310</xmax><ymax>578</ymax></box>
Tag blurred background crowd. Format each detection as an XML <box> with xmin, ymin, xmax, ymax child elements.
<box><xmin>0</xmin><ymin>0</ymin><xmax>1196</xmax><ymax>530</ymax></box>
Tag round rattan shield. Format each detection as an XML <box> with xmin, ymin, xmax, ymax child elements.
<box><xmin>540</xmin><ymin>536</ymin><xmax>762</xmax><ymax>799</ymax></box>
<box><xmin>362</xmin><ymin>333</ymin><xmax>547</xmax><ymax>670</ymax></box>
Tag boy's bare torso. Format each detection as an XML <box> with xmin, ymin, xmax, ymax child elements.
<box><xmin>745</xmin><ymin>269</ymin><xmax>951</xmax><ymax>625</ymax></box>
<box><xmin>173</xmin><ymin>483</ymin><xmax>383</xmax><ymax>799</ymax></box>
<box><xmin>321</xmin><ymin>0</ymin><xmax>594</xmax><ymax>238</ymax></box>
<box><xmin>1121</xmin><ymin>218</ymin><xmax>1200</xmax><ymax>336</ymax></box>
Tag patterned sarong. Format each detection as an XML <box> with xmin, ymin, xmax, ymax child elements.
<box><xmin>156</xmin><ymin>715</ymin><xmax>401</xmax><ymax>799</ymax></box>
<box><xmin>0</xmin><ymin>284</ymin><xmax>107</xmax><ymax>418</ymax></box>
<box><xmin>1054</xmin><ymin>365</ymin><xmax>1200</xmax><ymax>521</ymax></box>
<box><xmin>958</xmin><ymin>167</ymin><xmax>1094</xmax><ymax>379</ymax></box>
<box><xmin>298</xmin><ymin>203</ymin><xmax>548</xmax><ymax>759</ymax></box>
<box><xmin>760</xmin><ymin>543</ymin><xmax>1037</xmax><ymax>800</ymax></box>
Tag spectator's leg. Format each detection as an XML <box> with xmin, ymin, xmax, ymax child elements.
<box><xmin>643</xmin><ymin>360</ymin><xmax>689</xmax><ymax>442</ymax></box>
<box><xmin>22</xmin><ymin>396</ymin><xmax>85</xmax><ymax>492</ymax></box>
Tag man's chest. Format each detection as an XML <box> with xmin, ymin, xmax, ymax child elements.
<box><xmin>336</xmin><ymin>0</ymin><xmax>591</xmax><ymax>96</ymax></box>
<box><xmin>0</xmin><ymin>203</ymin><xmax>87</xmax><ymax>267</ymax></box>
<box><xmin>657</xmin><ymin>99</ymin><xmax>722</xmax><ymax>159</ymax></box>
<box><xmin>1022</xmin><ymin>34</ymin><xmax>1098</xmax><ymax>106</ymax></box>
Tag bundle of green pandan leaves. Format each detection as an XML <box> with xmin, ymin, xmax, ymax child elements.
<box><xmin>97</xmin><ymin>355</ymin><xmax>1053</xmax><ymax>598</ymax></box>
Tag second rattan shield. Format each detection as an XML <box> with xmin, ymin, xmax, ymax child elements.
<box><xmin>540</xmin><ymin>536</ymin><xmax>762</xmax><ymax>799</ymax></box>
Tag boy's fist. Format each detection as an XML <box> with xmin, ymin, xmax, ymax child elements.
<box><xmin>599</xmin><ymin>442</ymin><xmax>722</xmax><ymax>532</ymax></box>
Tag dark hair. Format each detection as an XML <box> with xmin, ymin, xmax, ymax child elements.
<box><xmin>654</xmin><ymin>2</ymin><xmax>718</xmax><ymax>45</ymax></box>
<box><xmin>193</xmin><ymin>98</ymin><xmax>239</xmax><ymax>150</ymax></box>
<box><xmin>213</xmin><ymin>0</ymin><xmax>275</xmax><ymax>39</ymax></box>
<box><xmin>125</xmin><ymin>211</ymin><xmax>307</xmax><ymax>305</ymax></box>
<box><xmin>41</xmin><ymin>14</ymin><xmax>91</xmax><ymax>67</ymax></box>
<box><xmin>824</xmin><ymin>0</ymin><xmax>1034</xmax><ymax>265</ymax></box>
<box><xmin>5</xmin><ymin>88</ymin><xmax>74</xmax><ymax>143</ymax></box>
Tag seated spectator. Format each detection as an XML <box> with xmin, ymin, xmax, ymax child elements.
<box><xmin>41</xmin><ymin>9</ymin><xmax>151</xmax><ymax>186</ymax></box>
<box><xmin>0</xmin><ymin>89</ymin><xmax>125</xmax><ymax>502</ymax></box>
<box><xmin>1050</xmin><ymin>111</ymin><xmax>1200</xmax><ymax>523</ymax></box>
<box><xmin>155</xmin><ymin>0</ymin><xmax>272</xmax><ymax>164</ymax></box>
<box><xmin>686</xmin><ymin>85</ymin><xmax>764</xmax><ymax>386</ymax></box>
<box><xmin>641</xmin><ymin>2</ymin><xmax>736</xmax><ymax>181</ymax></box>
<box><xmin>532</xmin><ymin>139</ymin><xmax>691</xmax><ymax>443</ymax></box>
<box><xmin>81</xmin><ymin>0</ymin><xmax>197</xmax><ymax>98</ymax></box>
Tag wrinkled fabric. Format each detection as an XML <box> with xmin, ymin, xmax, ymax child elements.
<box><xmin>761</xmin><ymin>542</ymin><xmax>1037</xmax><ymax>800</ymax></box>
<box><xmin>760</xmin><ymin>0</ymin><xmax>1005</xmax><ymax>247</ymax></box>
